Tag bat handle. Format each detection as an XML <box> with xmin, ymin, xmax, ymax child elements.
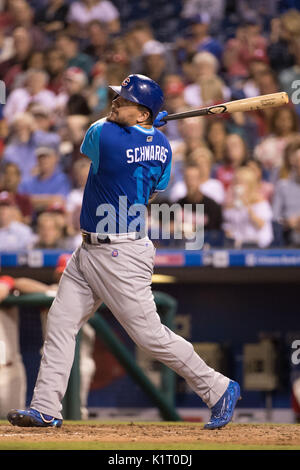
<box><xmin>164</xmin><ymin>109</ymin><xmax>208</xmax><ymax>121</ymax></box>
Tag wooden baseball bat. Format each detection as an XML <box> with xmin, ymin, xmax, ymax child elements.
<box><xmin>164</xmin><ymin>92</ymin><xmax>289</xmax><ymax>121</ymax></box>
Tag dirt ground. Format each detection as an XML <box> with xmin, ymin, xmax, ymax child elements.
<box><xmin>0</xmin><ymin>422</ymin><xmax>299</xmax><ymax>447</ymax></box>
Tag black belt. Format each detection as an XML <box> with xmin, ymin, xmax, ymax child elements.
<box><xmin>82</xmin><ymin>232</ymin><xmax>111</xmax><ymax>244</ymax></box>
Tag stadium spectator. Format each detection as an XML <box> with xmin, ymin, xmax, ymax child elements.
<box><xmin>183</xmin><ymin>51</ymin><xmax>231</xmax><ymax>108</ymax></box>
<box><xmin>223</xmin><ymin>166</ymin><xmax>273</xmax><ymax>248</ymax></box>
<box><xmin>2</xmin><ymin>112</ymin><xmax>38</xmax><ymax>183</ymax></box>
<box><xmin>254</xmin><ymin>106</ymin><xmax>300</xmax><ymax>181</ymax></box>
<box><xmin>43</xmin><ymin>201</ymin><xmax>81</xmax><ymax>249</ymax></box>
<box><xmin>45</xmin><ymin>47</ymin><xmax>68</xmax><ymax>96</ymax></box>
<box><xmin>125</xmin><ymin>22</ymin><xmax>174</xmax><ymax>76</ymax></box>
<box><xmin>104</xmin><ymin>36</ymin><xmax>131</xmax><ymax>87</ymax></box>
<box><xmin>83</xmin><ymin>20</ymin><xmax>110</xmax><ymax>62</ymax></box>
<box><xmin>125</xmin><ymin>21</ymin><xmax>153</xmax><ymax>70</ymax></box>
<box><xmin>55</xmin><ymin>33</ymin><xmax>94</xmax><ymax>78</ymax></box>
<box><xmin>0</xmin><ymin>162</ymin><xmax>33</xmax><ymax>224</ymax></box>
<box><xmin>246</xmin><ymin>160</ymin><xmax>274</xmax><ymax>203</ymax></box>
<box><xmin>28</xmin><ymin>104</ymin><xmax>54</xmax><ymax>134</ymax></box>
<box><xmin>222</xmin><ymin>20</ymin><xmax>269</xmax><ymax>84</ymax></box>
<box><xmin>177</xmin><ymin>13</ymin><xmax>224</xmax><ymax>62</ymax></box>
<box><xmin>55</xmin><ymin>66</ymin><xmax>90</xmax><ymax>117</ymax></box>
<box><xmin>6</xmin><ymin>0</ymin><xmax>49</xmax><ymax>51</ymax></box>
<box><xmin>61</xmin><ymin>67</ymin><xmax>89</xmax><ymax>99</ymax></box>
<box><xmin>177</xmin><ymin>116</ymin><xmax>206</xmax><ymax>155</ymax></box>
<box><xmin>205</xmin><ymin>118</ymin><xmax>228</xmax><ymax>164</ymax></box>
<box><xmin>213</xmin><ymin>132</ymin><xmax>249</xmax><ymax>191</ymax></box>
<box><xmin>169</xmin><ymin>116</ymin><xmax>207</xmax><ymax>191</ymax></box>
<box><xmin>0</xmin><ymin>27</ymin><xmax>34</xmax><ymax>92</ymax></box>
<box><xmin>236</xmin><ymin>59</ymin><xmax>272</xmax><ymax>99</ymax></box>
<box><xmin>67</xmin><ymin>0</ymin><xmax>120</xmax><ymax>35</ymax></box>
<box><xmin>32</xmin><ymin>211</ymin><xmax>66</xmax><ymax>249</ymax></box>
<box><xmin>61</xmin><ymin>115</ymin><xmax>91</xmax><ymax>174</ymax></box>
<box><xmin>267</xmin><ymin>13</ymin><xmax>296</xmax><ymax>73</ymax></box>
<box><xmin>141</xmin><ymin>41</ymin><xmax>169</xmax><ymax>87</ymax></box>
<box><xmin>170</xmin><ymin>146</ymin><xmax>225</xmax><ymax>205</ymax></box>
<box><xmin>0</xmin><ymin>25</ymin><xmax>14</xmax><ymax>64</ymax></box>
<box><xmin>180</xmin><ymin>0</ymin><xmax>225</xmax><ymax>36</ymax></box>
<box><xmin>272</xmin><ymin>146</ymin><xmax>300</xmax><ymax>246</ymax></box>
<box><xmin>3</xmin><ymin>68</ymin><xmax>56</xmax><ymax>124</ymax></box>
<box><xmin>176</xmin><ymin>162</ymin><xmax>223</xmax><ymax>233</ymax></box>
<box><xmin>235</xmin><ymin>0</ymin><xmax>279</xmax><ymax>24</ymax></box>
<box><xmin>19</xmin><ymin>146</ymin><xmax>71</xmax><ymax>212</ymax></box>
<box><xmin>160</xmin><ymin>74</ymin><xmax>188</xmax><ymax>143</ymax></box>
<box><xmin>26</xmin><ymin>50</ymin><xmax>45</xmax><ymax>72</ymax></box>
<box><xmin>87</xmin><ymin>61</ymin><xmax>109</xmax><ymax>115</ymax></box>
<box><xmin>276</xmin><ymin>136</ymin><xmax>300</xmax><ymax>181</ymax></box>
<box><xmin>35</xmin><ymin>0</ymin><xmax>70</xmax><ymax>38</ymax></box>
<box><xmin>0</xmin><ymin>191</ymin><xmax>34</xmax><ymax>251</ymax></box>
<box><xmin>163</xmin><ymin>74</ymin><xmax>187</xmax><ymax>114</ymax></box>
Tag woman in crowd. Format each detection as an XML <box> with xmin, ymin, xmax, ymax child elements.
<box><xmin>222</xmin><ymin>166</ymin><xmax>273</xmax><ymax>248</ymax></box>
<box><xmin>254</xmin><ymin>106</ymin><xmax>299</xmax><ymax>182</ymax></box>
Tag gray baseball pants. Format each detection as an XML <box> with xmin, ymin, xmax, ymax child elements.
<box><xmin>31</xmin><ymin>237</ymin><xmax>229</xmax><ymax>419</ymax></box>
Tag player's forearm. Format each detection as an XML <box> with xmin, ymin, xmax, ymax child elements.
<box><xmin>14</xmin><ymin>277</ymin><xmax>49</xmax><ymax>294</ymax></box>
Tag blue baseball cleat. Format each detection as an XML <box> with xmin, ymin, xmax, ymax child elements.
<box><xmin>7</xmin><ymin>408</ymin><xmax>62</xmax><ymax>428</ymax></box>
<box><xmin>204</xmin><ymin>380</ymin><xmax>241</xmax><ymax>430</ymax></box>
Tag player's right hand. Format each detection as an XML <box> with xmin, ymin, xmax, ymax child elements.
<box><xmin>154</xmin><ymin>110</ymin><xmax>168</xmax><ymax>127</ymax></box>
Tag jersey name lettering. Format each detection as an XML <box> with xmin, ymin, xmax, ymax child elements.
<box><xmin>126</xmin><ymin>146</ymin><xmax>168</xmax><ymax>164</ymax></box>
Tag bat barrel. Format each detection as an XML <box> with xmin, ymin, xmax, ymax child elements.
<box><xmin>163</xmin><ymin>92</ymin><xmax>289</xmax><ymax>122</ymax></box>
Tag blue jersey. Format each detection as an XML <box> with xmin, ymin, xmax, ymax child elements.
<box><xmin>80</xmin><ymin>118</ymin><xmax>172</xmax><ymax>233</ymax></box>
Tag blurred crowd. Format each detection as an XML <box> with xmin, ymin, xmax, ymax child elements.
<box><xmin>1</xmin><ymin>0</ymin><xmax>300</xmax><ymax>250</ymax></box>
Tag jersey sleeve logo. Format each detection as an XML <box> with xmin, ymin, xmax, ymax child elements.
<box><xmin>122</xmin><ymin>77</ymin><xmax>131</xmax><ymax>87</ymax></box>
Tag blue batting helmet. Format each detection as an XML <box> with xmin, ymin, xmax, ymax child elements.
<box><xmin>109</xmin><ymin>74</ymin><xmax>164</xmax><ymax>118</ymax></box>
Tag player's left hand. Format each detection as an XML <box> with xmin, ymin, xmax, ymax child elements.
<box><xmin>154</xmin><ymin>110</ymin><xmax>168</xmax><ymax>127</ymax></box>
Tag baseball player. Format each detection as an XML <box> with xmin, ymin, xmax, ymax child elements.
<box><xmin>0</xmin><ymin>264</ymin><xmax>95</xmax><ymax>420</ymax></box>
<box><xmin>0</xmin><ymin>276</ymin><xmax>26</xmax><ymax>418</ymax></box>
<box><xmin>7</xmin><ymin>74</ymin><xmax>240</xmax><ymax>430</ymax></box>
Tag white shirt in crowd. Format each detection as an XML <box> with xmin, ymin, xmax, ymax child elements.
<box><xmin>169</xmin><ymin>179</ymin><xmax>225</xmax><ymax>205</ymax></box>
<box><xmin>222</xmin><ymin>200</ymin><xmax>273</xmax><ymax>248</ymax></box>
<box><xmin>66</xmin><ymin>188</ymin><xmax>84</xmax><ymax>214</ymax></box>
<box><xmin>3</xmin><ymin>88</ymin><xmax>56</xmax><ymax>125</ymax></box>
<box><xmin>0</xmin><ymin>221</ymin><xmax>34</xmax><ymax>251</ymax></box>
<box><xmin>67</xmin><ymin>0</ymin><xmax>119</xmax><ymax>25</ymax></box>
<box><xmin>183</xmin><ymin>82</ymin><xmax>231</xmax><ymax>109</ymax></box>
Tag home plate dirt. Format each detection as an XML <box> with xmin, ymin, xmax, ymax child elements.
<box><xmin>0</xmin><ymin>423</ymin><xmax>300</xmax><ymax>446</ymax></box>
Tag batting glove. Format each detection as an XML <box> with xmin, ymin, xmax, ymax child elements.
<box><xmin>154</xmin><ymin>110</ymin><xmax>168</xmax><ymax>127</ymax></box>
